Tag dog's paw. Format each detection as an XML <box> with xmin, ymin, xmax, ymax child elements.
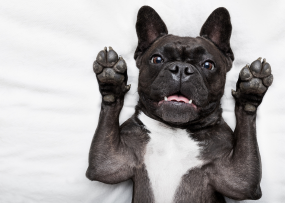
<box><xmin>232</xmin><ymin>58</ymin><xmax>273</xmax><ymax>113</ymax></box>
<box><xmin>93</xmin><ymin>47</ymin><xmax>130</xmax><ymax>103</ymax></box>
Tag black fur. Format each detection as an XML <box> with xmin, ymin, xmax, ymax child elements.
<box><xmin>86</xmin><ymin>5</ymin><xmax>273</xmax><ymax>203</ymax></box>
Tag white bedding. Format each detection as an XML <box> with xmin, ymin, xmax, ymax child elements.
<box><xmin>1</xmin><ymin>0</ymin><xmax>284</xmax><ymax>202</ymax></box>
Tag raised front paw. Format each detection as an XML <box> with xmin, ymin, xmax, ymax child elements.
<box><xmin>232</xmin><ymin>58</ymin><xmax>273</xmax><ymax>113</ymax></box>
<box><xmin>93</xmin><ymin>47</ymin><xmax>130</xmax><ymax>103</ymax></box>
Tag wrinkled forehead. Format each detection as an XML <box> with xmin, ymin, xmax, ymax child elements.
<box><xmin>147</xmin><ymin>35</ymin><xmax>220</xmax><ymax>61</ymax></box>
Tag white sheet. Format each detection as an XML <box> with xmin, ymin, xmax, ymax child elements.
<box><xmin>1</xmin><ymin>0</ymin><xmax>284</xmax><ymax>202</ymax></box>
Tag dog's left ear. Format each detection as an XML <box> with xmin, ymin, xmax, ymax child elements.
<box><xmin>200</xmin><ymin>7</ymin><xmax>234</xmax><ymax>61</ymax></box>
<box><xmin>134</xmin><ymin>6</ymin><xmax>168</xmax><ymax>60</ymax></box>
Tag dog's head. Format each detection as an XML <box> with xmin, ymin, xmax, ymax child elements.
<box><xmin>134</xmin><ymin>6</ymin><xmax>234</xmax><ymax>126</ymax></box>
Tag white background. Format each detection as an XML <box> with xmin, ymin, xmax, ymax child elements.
<box><xmin>1</xmin><ymin>0</ymin><xmax>284</xmax><ymax>202</ymax></box>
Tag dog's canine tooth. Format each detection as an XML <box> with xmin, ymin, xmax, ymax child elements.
<box><xmin>164</xmin><ymin>96</ymin><xmax>168</xmax><ymax>101</ymax></box>
<box><xmin>189</xmin><ymin>100</ymin><xmax>192</xmax><ymax>104</ymax></box>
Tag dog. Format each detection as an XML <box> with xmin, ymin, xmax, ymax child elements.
<box><xmin>86</xmin><ymin>6</ymin><xmax>273</xmax><ymax>203</ymax></box>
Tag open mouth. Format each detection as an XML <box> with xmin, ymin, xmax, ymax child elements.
<box><xmin>158</xmin><ymin>94</ymin><xmax>197</xmax><ymax>109</ymax></box>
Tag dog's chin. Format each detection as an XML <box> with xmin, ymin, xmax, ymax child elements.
<box><xmin>156</xmin><ymin>101</ymin><xmax>199</xmax><ymax>125</ymax></box>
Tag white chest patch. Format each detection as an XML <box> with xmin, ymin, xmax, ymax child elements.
<box><xmin>138</xmin><ymin>112</ymin><xmax>203</xmax><ymax>203</ymax></box>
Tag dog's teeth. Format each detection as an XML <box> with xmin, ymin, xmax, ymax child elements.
<box><xmin>164</xmin><ymin>96</ymin><xmax>168</xmax><ymax>101</ymax></box>
<box><xmin>189</xmin><ymin>100</ymin><xmax>192</xmax><ymax>104</ymax></box>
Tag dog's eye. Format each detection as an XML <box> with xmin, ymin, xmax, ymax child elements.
<box><xmin>203</xmin><ymin>61</ymin><xmax>215</xmax><ymax>70</ymax></box>
<box><xmin>151</xmin><ymin>56</ymin><xmax>163</xmax><ymax>64</ymax></box>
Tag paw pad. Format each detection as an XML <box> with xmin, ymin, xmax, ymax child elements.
<box><xmin>249</xmin><ymin>58</ymin><xmax>271</xmax><ymax>78</ymax></box>
<box><xmin>97</xmin><ymin>68</ymin><xmax>124</xmax><ymax>84</ymax></box>
<box><xmin>239</xmin><ymin>58</ymin><xmax>273</xmax><ymax>94</ymax></box>
<box><xmin>263</xmin><ymin>74</ymin><xmax>273</xmax><ymax>87</ymax></box>
<box><xmin>113</xmin><ymin>57</ymin><xmax>127</xmax><ymax>73</ymax></box>
<box><xmin>94</xmin><ymin>47</ymin><xmax>128</xmax><ymax>85</ymax></box>
<box><xmin>233</xmin><ymin>57</ymin><xmax>273</xmax><ymax>113</ymax></box>
<box><xmin>239</xmin><ymin>65</ymin><xmax>252</xmax><ymax>81</ymax></box>
<box><xmin>240</xmin><ymin>78</ymin><xmax>267</xmax><ymax>94</ymax></box>
<box><xmin>94</xmin><ymin>47</ymin><xmax>131</xmax><ymax>103</ymax></box>
<box><xmin>93</xmin><ymin>61</ymin><xmax>103</xmax><ymax>74</ymax></box>
<box><xmin>96</xmin><ymin>47</ymin><xmax>119</xmax><ymax>67</ymax></box>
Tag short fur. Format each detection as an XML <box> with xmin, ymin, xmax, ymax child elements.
<box><xmin>87</xmin><ymin>5</ymin><xmax>273</xmax><ymax>203</ymax></box>
<box><xmin>139</xmin><ymin>112</ymin><xmax>203</xmax><ymax>202</ymax></box>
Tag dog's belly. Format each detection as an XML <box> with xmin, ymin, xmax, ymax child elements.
<box><xmin>139</xmin><ymin>112</ymin><xmax>203</xmax><ymax>203</ymax></box>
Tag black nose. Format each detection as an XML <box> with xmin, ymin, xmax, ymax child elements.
<box><xmin>168</xmin><ymin>64</ymin><xmax>194</xmax><ymax>75</ymax></box>
<box><xmin>184</xmin><ymin>66</ymin><xmax>194</xmax><ymax>75</ymax></box>
<box><xmin>168</xmin><ymin>65</ymin><xmax>179</xmax><ymax>74</ymax></box>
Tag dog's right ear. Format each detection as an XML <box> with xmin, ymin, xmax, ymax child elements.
<box><xmin>134</xmin><ymin>6</ymin><xmax>168</xmax><ymax>60</ymax></box>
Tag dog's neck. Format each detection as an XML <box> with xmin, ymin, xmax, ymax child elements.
<box><xmin>135</xmin><ymin>100</ymin><xmax>223</xmax><ymax>131</ymax></box>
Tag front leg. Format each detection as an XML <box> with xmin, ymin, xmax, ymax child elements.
<box><xmin>209</xmin><ymin>58</ymin><xmax>273</xmax><ymax>200</ymax></box>
<box><xmin>86</xmin><ymin>47</ymin><xmax>133</xmax><ymax>184</ymax></box>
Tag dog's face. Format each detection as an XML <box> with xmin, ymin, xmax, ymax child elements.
<box><xmin>134</xmin><ymin>6</ymin><xmax>234</xmax><ymax>125</ymax></box>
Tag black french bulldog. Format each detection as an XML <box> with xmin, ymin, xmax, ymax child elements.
<box><xmin>86</xmin><ymin>6</ymin><xmax>273</xmax><ymax>203</ymax></box>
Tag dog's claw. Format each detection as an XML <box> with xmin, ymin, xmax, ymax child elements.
<box><xmin>231</xmin><ymin>89</ymin><xmax>241</xmax><ymax>100</ymax></box>
<box><xmin>123</xmin><ymin>84</ymin><xmax>131</xmax><ymax>93</ymax></box>
<box><xmin>262</xmin><ymin>58</ymin><xmax>266</xmax><ymax>64</ymax></box>
<box><xmin>231</xmin><ymin>89</ymin><xmax>237</xmax><ymax>96</ymax></box>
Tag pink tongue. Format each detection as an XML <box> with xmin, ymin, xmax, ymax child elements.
<box><xmin>168</xmin><ymin>95</ymin><xmax>189</xmax><ymax>103</ymax></box>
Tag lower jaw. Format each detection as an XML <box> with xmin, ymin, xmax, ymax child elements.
<box><xmin>156</xmin><ymin>102</ymin><xmax>199</xmax><ymax>124</ymax></box>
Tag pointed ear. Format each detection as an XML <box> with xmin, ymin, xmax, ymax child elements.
<box><xmin>134</xmin><ymin>6</ymin><xmax>168</xmax><ymax>60</ymax></box>
<box><xmin>200</xmin><ymin>7</ymin><xmax>234</xmax><ymax>61</ymax></box>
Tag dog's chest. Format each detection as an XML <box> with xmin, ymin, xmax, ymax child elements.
<box><xmin>138</xmin><ymin>113</ymin><xmax>203</xmax><ymax>203</ymax></box>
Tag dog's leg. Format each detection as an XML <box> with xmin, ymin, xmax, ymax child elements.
<box><xmin>86</xmin><ymin>47</ymin><xmax>133</xmax><ymax>184</ymax></box>
<box><xmin>209</xmin><ymin>58</ymin><xmax>273</xmax><ymax>200</ymax></box>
